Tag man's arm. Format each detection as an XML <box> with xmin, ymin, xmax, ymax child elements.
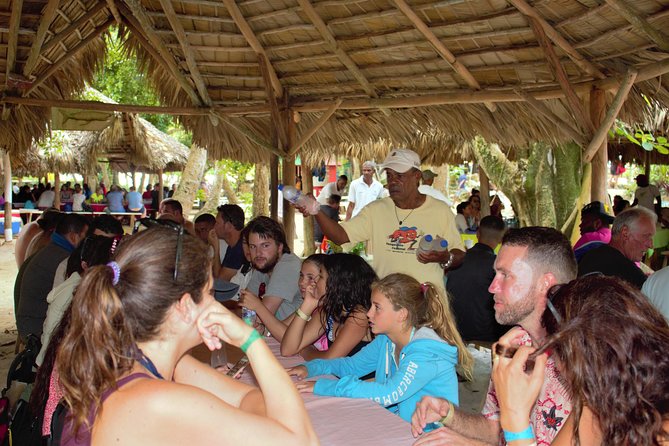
<box><xmin>261</xmin><ymin>295</ymin><xmax>284</xmax><ymax>315</ymax></box>
<box><xmin>345</xmin><ymin>202</ymin><xmax>355</xmax><ymax>221</ymax></box>
<box><xmin>314</xmin><ymin>211</ymin><xmax>350</xmax><ymax>245</ymax></box>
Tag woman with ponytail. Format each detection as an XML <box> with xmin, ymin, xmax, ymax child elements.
<box><xmin>287</xmin><ymin>273</ymin><xmax>472</xmax><ymax>423</ymax></box>
<box><xmin>55</xmin><ymin>227</ymin><xmax>318</xmax><ymax>446</ymax></box>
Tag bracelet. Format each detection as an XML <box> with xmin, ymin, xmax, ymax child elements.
<box><xmin>240</xmin><ymin>329</ymin><xmax>262</xmax><ymax>353</ymax></box>
<box><xmin>439</xmin><ymin>400</ymin><xmax>455</xmax><ymax>427</ymax></box>
<box><xmin>295</xmin><ymin>308</ymin><xmax>312</xmax><ymax>322</ymax></box>
<box><xmin>503</xmin><ymin>425</ymin><xmax>534</xmax><ymax>442</ymax></box>
<box><xmin>439</xmin><ymin>252</ymin><xmax>454</xmax><ymax>270</ymax></box>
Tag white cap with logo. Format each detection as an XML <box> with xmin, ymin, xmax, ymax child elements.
<box><xmin>381</xmin><ymin>148</ymin><xmax>421</xmax><ymax>173</ymax></box>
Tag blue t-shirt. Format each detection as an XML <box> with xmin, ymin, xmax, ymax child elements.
<box><xmin>106</xmin><ymin>191</ymin><xmax>125</xmax><ymax>212</ymax></box>
<box><xmin>126</xmin><ymin>191</ymin><xmax>143</xmax><ymax>211</ymax></box>
<box><xmin>222</xmin><ymin>238</ymin><xmax>246</xmax><ymax>270</ymax></box>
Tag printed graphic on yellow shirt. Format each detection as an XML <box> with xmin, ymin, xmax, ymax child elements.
<box><xmin>387</xmin><ymin>226</ymin><xmax>419</xmax><ymax>252</ymax></box>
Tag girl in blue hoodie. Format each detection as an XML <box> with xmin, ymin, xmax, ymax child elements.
<box><xmin>287</xmin><ymin>273</ymin><xmax>473</xmax><ymax>422</ymax></box>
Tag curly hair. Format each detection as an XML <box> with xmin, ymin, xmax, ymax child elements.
<box><xmin>320</xmin><ymin>254</ymin><xmax>377</xmax><ymax>326</ymax></box>
<box><xmin>540</xmin><ymin>276</ymin><xmax>669</xmax><ymax>445</ymax></box>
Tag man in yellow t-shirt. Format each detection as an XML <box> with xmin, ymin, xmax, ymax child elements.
<box><xmin>311</xmin><ymin>148</ymin><xmax>464</xmax><ymax>291</ymax></box>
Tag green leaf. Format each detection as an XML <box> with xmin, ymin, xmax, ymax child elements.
<box><xmin>657</xmin><ymin>146</ymin><xmax>669</xmax><ymax>155</ymax></box>
<box><xmin>657</xmin><ymin>136</ymin><xmax>667</xmax><ymax>144</ymax></box>
<box><xmin>642</xmin><ymin>141</ymin><xmax>654</xmax><ymax>151</ymax></box>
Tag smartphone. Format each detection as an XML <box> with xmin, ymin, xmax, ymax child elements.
<box><xmin>226</xmin><ymin>356</ymin><xmax>250</xmax><ymax>379</ymax></box>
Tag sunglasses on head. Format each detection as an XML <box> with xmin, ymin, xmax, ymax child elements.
<box><xmin>132</xmin><ymin>218</ymin><xmax>184</xmax><ymax>281</ymax></box>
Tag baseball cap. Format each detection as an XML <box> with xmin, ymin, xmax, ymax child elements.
<box><xmin>213</xmin><ymin>278</ymin><xmax>240</xmax><ymax>302</ymax></box>
<box><xmin>581</xmin><ymin>201</ymin><xmax>614</xmax><ymax>224</ymax></box>
<box><xmin>381</xmin><ymin>148</ymin><xmax>421</xmax><ymax>173</ymax></box>
<box><xmin>421</xmin><ymin>169</ymin><xmax>438</xmax><ymax>181</ymax></box>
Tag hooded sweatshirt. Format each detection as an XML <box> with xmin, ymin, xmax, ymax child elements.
<box><xmin>305</xmin><ymin>326</ymin><xmax>459</xmax><ymax>422</ymax></box>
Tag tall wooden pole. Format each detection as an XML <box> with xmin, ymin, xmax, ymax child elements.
<box><xmin>301</xmin><ymin>155</ymin><xmax>315</xmax><ymax>256</ymax></box>
<box><xmin>479</xmin><ymin>165</ymin><xmax>491</xmax><ymax>217</ymax></box>
<box><xmin>3</xmin><ymin>150</ymin><xmax>13</xmax><ymax>241</ymax></box>
<box><xmin>270</xmin><ymin>157</ymin><xmax>279</xmax><ymax>221</ymax></box>
<box><xmin>54</xmin><ymin>172</ymin><xmax>61</xmax><ymax>209</ymax></box>
<box><xmin>158</xmin><ymin>168</ymin><xmax>164</xmax><ymax>204</ymax></box>
<box><xmin>589</xmin><ymin>87</ymin><xmax>608</xmax><ymax>204</ymax></box>
<box><xmin>282</xmin><ymin>108</ymin><xmax>296</xmax><ymax>252</ymax></box>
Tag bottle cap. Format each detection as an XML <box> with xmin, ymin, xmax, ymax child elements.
<box><xmin>438</xmin><ymin>240</ymin><xmax>448</xmax><ymax>248</ymax></box>
<box><xmin>278</xmin><ymin>184</ymin><xmax>285</xmax><ymax>191</ymax></box>
<box><xmin>424</xmin><ymin>234</ymin><xmax>433</xmax><ymax>242</ymax></box>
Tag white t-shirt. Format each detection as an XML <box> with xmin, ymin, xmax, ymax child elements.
<box><xmin>455</xmin><ymin>214</ymin><xmax>468</xmax><ymax>233</ymax></box>
<box><xmin>317</xmin><ymin>182</ymin><xmax>346</xmax><ymax>205</ymax></box>
<box><xmin>418</xmin><ymin>185</ymin><xmax>451</xmax><ymax>206</ymax></box>
<box><xmin>348</xmin><ymin>177</ymin><xmax>385</xmax><ymax>218</ymax></box>
<box><xmin>341</xmin><ymin>196</ymin><xmax>464</xmax><ymax>294</ymax></box>
<box><xmin>635</xmin><ymin>184</ymin><xmax>660</xmax><ymax>211</ymax></box>
<box><xmin>642</xmin><ymin>266</ymin><xmax>669</xmax><ymax>322</ymax></box>
<box><xmin>37</xmin><ymin>190</ymin><xmax>55</xmax><ymax>208</ymax></box>
<box><xmin>72</xmin><ymin>192</ymin><xmax>86</xmax><ymax>211</ymax></box>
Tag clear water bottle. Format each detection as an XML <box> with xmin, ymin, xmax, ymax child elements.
<box><xmin>242</xmin><ymin>307</ymin><xmax>257</xmax><ymax>326</ymax></box>
<box><xmin>431</xmin><ymin>236</ymin><xmax>449</xmax><ymax>252</ymax></box>
<box><xmin>416</xmin><ymin>234</ymin><xmax>449</xmax><ymax>257</ymax></box>
<box><xmin>278</xmin><ymin>184</ymin><xmax>320</xmax><ymax>215</ymax></box>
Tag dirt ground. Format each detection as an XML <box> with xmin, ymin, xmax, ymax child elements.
<box><xmin>0</xmin><ymin>240</ymin><xmax>20</xmax><ymax>386</ymax></box>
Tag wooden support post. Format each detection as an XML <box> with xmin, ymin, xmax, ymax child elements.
<box><xmin>302</xmin><ymin>157</ymin><xmax>315</xmax><ymax>256</ymax></box>
<box><xmin>589</xmin><ymin>87</ymin><xmax>608</xmax><ymax>203</ymax></box>
<box><xmin>158</xmin><ymin>169</ymin><xmax>164</xmax><ymax>204</ymax></box>
<box><xmin>282</xmin><ymin>108</ymin><xmax>297</xmax><ymax>252</ymax></box>
<box><xmin>3</xmin><ymin>150</ymin><xmax>13</xmax><ymax>241</ymax></box>
<box><xmin>644</xmin><ymin>151</ymin><xmax>651</xmax><ymax>176</ymax></box>
<box><xmin>54</xmin><ymin>173</ymin><xmax>61</xmax><ymax>209</ymax></box>
<box><xmin>270</xmin><ymin>155</ymin><xmax>279</xmax><ymax>221</ymax></box>
<box><xmin>479</xmin><ymin>166</ymin><xmax>491</xmax><ymax>218</ymax></box>
<box><xmin>584</xmin><ymin>69</ymin><xmax>638</xmax><ymax>162</ymax></box>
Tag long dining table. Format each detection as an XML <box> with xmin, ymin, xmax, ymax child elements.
<box><xmin>193</xmin><ymin>336</ymin><xmax>416</xmax><ymax>445</ymax></box>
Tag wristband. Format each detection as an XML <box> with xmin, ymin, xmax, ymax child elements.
<box><xmin>503</xmin><ymin>425</ymin><xmax>534</xmax><ymax>442</ymax></box>
<box><xmin>438</xmin><ymin>400</ymin><xmax>455</xmax><ymax>427</ymax></box>
<box><xmin>295</xmin><ymin>308</ymin><xmax>312</xmax><ymax>322</ymax></box>
<box><xmin>240</xmin><ymin>329</ymin><xmax>262</xmax><ymax>353</ymax></box>
<box><xmin>439</xmin><ymin>252</ymin><xmax>454</xmax><ymax>270</ymax></box>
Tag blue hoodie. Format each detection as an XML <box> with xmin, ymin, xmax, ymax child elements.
<box><xmin>304</xmin><ymin>326</ymin><xmax>459</xmax><ymax>422</ymax></box>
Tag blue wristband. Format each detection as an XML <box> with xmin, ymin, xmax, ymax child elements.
<box><xmin>503</xmin><ymin>425</ymin><xmax>534</xmax><ymax>442</ymax></box>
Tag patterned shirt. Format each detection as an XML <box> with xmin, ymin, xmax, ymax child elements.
<box><xmin>482</xmin><ymin>329</ymin><xmax>571</xmax><ymax>445</ymax></box>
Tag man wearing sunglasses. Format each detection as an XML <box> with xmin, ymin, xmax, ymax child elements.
<box><xmin>412</xmin><ymin>227</ymin><xmax>577</xmax><ymax>446</ymax></box>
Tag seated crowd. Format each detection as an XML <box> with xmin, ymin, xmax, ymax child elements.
<box><xmin>9</xmin><ymin>150</ymin><xmax>669</xmax><ymax>445</ymax></box>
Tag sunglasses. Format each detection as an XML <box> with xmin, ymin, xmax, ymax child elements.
<box><xmin>132</xmin><ymin>217</ymin><xmax>184</xmax><ymax>281</ymax></box>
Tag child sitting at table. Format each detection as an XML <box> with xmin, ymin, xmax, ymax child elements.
<box><xmin>280</xmin><ymin>253</ymin><xmax>377</xmax><ymax>360</ymax></box>
<box><xmin>287</xmin><ymin>273</ymin><xmax>472</xmax><ymax>423</ymax></box>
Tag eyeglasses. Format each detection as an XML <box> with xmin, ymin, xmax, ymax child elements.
<box><xmin>132</xmin><ymin>218</ymin><xmax>184</xmax><ymax>282</ymax></box>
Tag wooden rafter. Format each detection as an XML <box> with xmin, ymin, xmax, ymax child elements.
<box><xmin>390</xmin><ymin>0</ymin><xmax>496</xmax><ymax>112</ymax></box>
<box><xmin>296</xmin><ymin>0</ymin><xmax>378</xmax><ymax>99</ymax></box>
<box><xmin>5</xmin><ymin>0</ymin><xmax>24</xmax><ymax>89</ymax></box>
<box><xmin>604</xmin><ymin>0</ymin><xmax>669</xmax><ymax>53</ymax></box>
<box><xmin>40</xmin><ymin>2</ymin><xmax>107</xmax><ymax>55</ymax></box>
<box><xmin>214</xmin><ymin>112</ymin><xmax>284</xmax><ymax>157</ymax></box>
<box><xmin>258</xmin><ymin>54</ymin><xmax>288</xmax><ymax>150</ymax></box>
<box><xmin>584</xmin><ymin>69</ymin><xmax>638</xmax><ymax>162</ymax></box>
<box><xmin>106</xmin><ymin>0</ymin><xmax>123</xmax><ymax>24</ymax></box>
<box><xmin>288</xmin><ymin>99</ymin><xmax>342</xmax><ymax>156</ymax></box>
<box><xmin>23</xmin><ymin>0</ymin><xmax>60</xmax><ymax>78</ymax></box>
<box><xmin>222</xmin><ymin>0</ymin><xmax>283</xmax><ymax>97</ymax></box>
<box><xmin>158</xmin><ymin>0</ymin><xmax>212</xmax><ymax>106</ymax></box>
<box><xmin>529</xmin><ymin>17</ymin><xmax>594</xmax><ymax>133</ymax></box>
<box><xmin>26</xmin><ymin>18</ymin><xmax>114</xmax><ymax>96</ymax></box>
<box><xmin>124</xmin><ymin>113</ymin><xmax>137</xmax><ymax>149</ymax></box>
<box><xmin>508</xmin><ymin>0</ymin><xmax>606</xmax><ymax>80</ymax></box>
<box><xmin>121</xmin><ymin>0</ymin><xmax>203</xmax><ymax>106</ymax></box>
<box><xmin>514</xmin><ymin>89</ymin><xmax>587</xmax><ymax>145</ymax></box>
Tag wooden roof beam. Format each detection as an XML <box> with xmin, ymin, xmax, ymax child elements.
<box><xmin>258</xmin><ymin>53</ymin><xmax>287</xmax><ymax>150</ymax></box>
<box><xmin>288</xmin><ymin>99</ymin><xmax>342</xmax><ymax>156</ymax></box>
<box><xmin>26</xmin><ymin>18</ymin><xmax>114</xmax><ymax>96</ymax></box>
<box><xmin>5</xmin><ymin>0</ymin><xmax>24</xmax><ymax>90</ymax></box>
<box><xmin>40</xmin><ymin>2</ymin><xmax>108</xmax><ymax>55</ymax></box>
<box><xmin>296</xmin><ymin>0</ymin><xmax>378</xmax><ymax>100</ymax></box>
<box><xmin>158</xmin><ymin>0</ymin><xmax>212</xmax><ymax>108</ymax></box>
<box><xmin>529</xmin><ymin>17</ymin><xmax>594</xmax><ymax>133</ymax></box>
<box><xmin>604</xmin><ymin>0</ymin><xmax>669</xmax><ymax>53</ymax></box>
<box><xmin>222</xmin><ymin>0</ymin><xmax>283</xmax><ymax>97</ymax></box>
<box><xmin>23</xmin><ymin>0</ymin><xmax>60</xmax><ymax>78</ymax></box>
<box><xmin>584</xmin><ymin>69</ymin><xmax>637</xmax><ymax>162</ymax></box>
<box><xmin>391</xmin><ymin>0</ymin><xmax>495</xmax><ymax>112</ymax></box>
<box><xmin>508</xmin><ymin>0</ymin><xmax>606</xmax><ymax>80</ymax></box>
<box><xmin>121</xmin><ymin>0</ymin><xmax>203</xmax><ymax>106</ymax></box>
<box><xmin>106</xmin><ymin>0</ymin><xmax>123</xmax><ymax>24</ymax></box>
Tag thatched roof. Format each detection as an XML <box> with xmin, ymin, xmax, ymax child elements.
<box><xmin>3</xmin><ymin>0</ymin><xmax>669</xmax><ymax>164</ymax></box>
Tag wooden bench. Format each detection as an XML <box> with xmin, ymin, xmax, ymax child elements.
<box><xmin>18</xmin><ymin>209</ymin><xmax>143</xmax><ymax>227</ymax></box>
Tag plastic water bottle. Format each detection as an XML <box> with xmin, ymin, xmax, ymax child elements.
<box><xmin>431</xmin><ymin>236</ymin><xmax>449</xmax><ymax>252</ymax></box>
<box><xmin>278</xmin><ymin>184</ymin><xmax>320</xmax><ymax>215</ymax></box>
<box><xmin>242</xmin><ymin>307</ymin><xmax>256</xmax><ymax>326</ymax></box>
<box><xmin>416</xmin><ymin>234</ymin><xmax>449</xmax><ymax>257</ymax></box>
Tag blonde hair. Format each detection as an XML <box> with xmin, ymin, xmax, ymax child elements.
<box><xmin>373</xmin><ymin>273</ymin><xmax>473</xmax><ymax>380</ymax></box>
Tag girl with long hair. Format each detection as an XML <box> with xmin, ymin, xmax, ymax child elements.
<box><xmin>287</xmin><ymin>272</ymin><xmax>473</xmax><ymax>423</ymax></box>
<box><xmin>55</xmin><ymin>227</ymin><xmax>317</xmax><ymax>446</ymax></box>
<box><xmin>280</xmin><ymin>253</ymin><xmax>377</xmax><ymax>360</ymax></box>
<box><xmin>493</xmin><ymin>275</ymin><xmax>669</xmax><ymax>445</ymax></box>
<box><xmin>238</xmin><ymin>253</ymin><xmax>325</xmax><ymax>342</ymax></box>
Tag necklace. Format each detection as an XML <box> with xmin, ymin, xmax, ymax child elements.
<box><xmin>394</xmin><ymin>206</ymin><xmax>417</xmax><ymax>225</ymax></box>
<box><xmin>135</xmin><ymin>347</ymin><xmax>165</xmax><ymax>380</ymax></box>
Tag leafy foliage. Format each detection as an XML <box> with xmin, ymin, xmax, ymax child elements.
<box><xmin>612</xmin><ymin>94</ymin><xmax>669</xmax><ymax>155</ymax></box>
